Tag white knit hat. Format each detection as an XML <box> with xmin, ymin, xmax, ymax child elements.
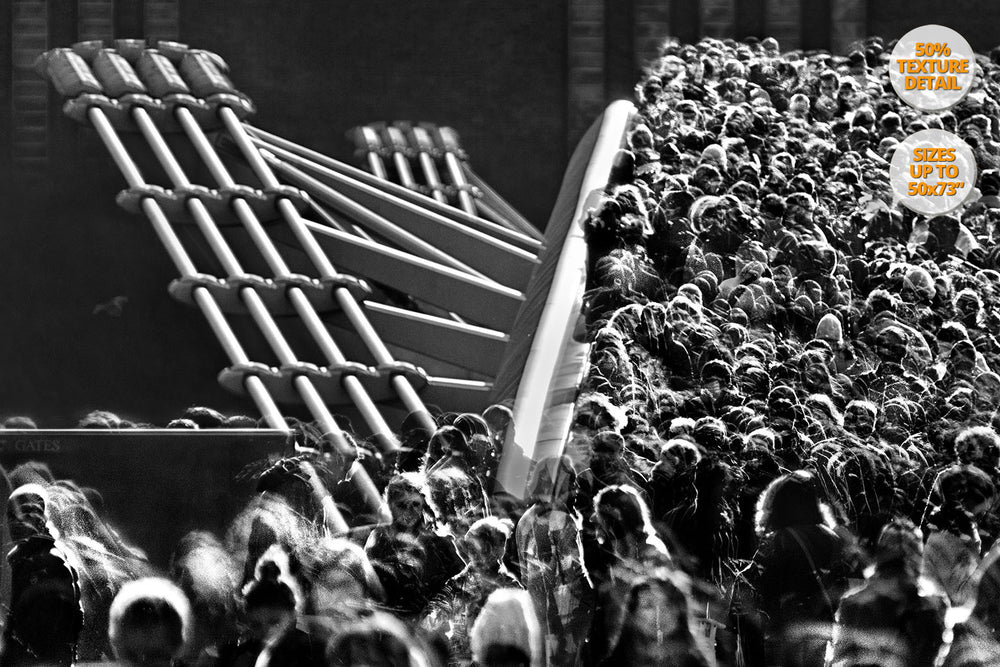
<box><xmin>470</xmin><ymin>588</ymin><xmax>542</xmax><ymax>667</ymax></box>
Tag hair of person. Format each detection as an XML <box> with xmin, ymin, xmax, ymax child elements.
<box><xmin>805</xmin><ymin>393</ymin><xmax>844</xmax><ymax>426</ymax></box>
<box><xmin>243</xmin><ymin>544</ymin><xmax>302</xmax><ymax>613</ymax></box>
<box><xmin>108</xmin><ymin>577</ymin><xmax>192</xmax><ymax>658</ymax></box>
<box><xmin>660</xmin><ymin>437</ymin><xmax>704</xmax><ymax>463</ymax></box>
<box><xmin>873</xmin><ymin>518</ymin><xmax>923</xmax><ymax>577</ymax></box>
<box><xmin>934</xmin><ymin>464</ymin><xmax>996</xmax><ymax>511</ymax></box>
<box><xmin>466</xmin><ymin>516</ymin><xmax>514</xmax><ymax>552</ymax></box>
<box><xmin>594</xmin><ymin>484</ymin><xmax>657</xmax><ymax>542</ymax></box>
<box><xmin>223</xmin><ymin>414</ymin><xmax>259</xmax><ymax>428</ymax></box>
<box><xmin>482</xmin><ymin>404</ymin><xmax>514</xmax><ymax>441</ymax></box>
<box><xmin>469</xmin><ymin>588</ymin><xmax>542</xmax><ymax>667</ymax></box>
<box><xmin>45</xmin><ymin>483</ymin><xmax>141</xmax><ymax>567</ymax></box>
<box><xmin>165</xmin><ymin>418</ymin><xmax>199</xmax><ymax>429</ymax></box>
<box><xmin>7</xmin><ymin>482</ymin><xmax>54</xmax><ymax>541</ymax></box>
<box><xmin>426</xmin><ymin>425</ymin><xmax>470</xmax><ymax>464</ymax></box>
<box><xmin>754</xmin><ymin>469</ymin><xmax>835</xmax><ymax>535</ymax></box>
<box><xmin>453</xmin><ymin>413</ymin><xmax>491</xmax><ymax>441</ymax></box>
<box><xmin>846</xmin><ymin>399</ymin><xmax>878</xmax><ymax>418</ymax></box>
<box><xmin>301</xmin><ymin>536</ymin><xmax>384</xmax><ymax>604</ymax></box>
<box><xmin>3</xmin><ymin>415</ymin><xmax>38</xmax><ymax>429</ymax></box>
<box><xmin>426</xmin><ymin>466</ymin><xmax>476</xmax><ymax>520</ymax></box>
<box><xmin>385</xmin><ymin>471</ymin><xmax>428</xmax><ymax>505</ymax></box>
<box><xmin>77</xmin><ymin>409</ymin><xmax>123</xmax><ymax>428</ymax></box>
<box><xmin>326</xmin><ymin>611</ymin><xmax>430</xmax><ymax>667</ymax></box>
<box><xmin>170</xmin><ymin>531</ymin><xmax>240</xmax><ymax>607</ymax></box>
<box><xmin>224</xmin><ymin>493</ymin><xmax>318</xmax><ymax>585</ymax></box>
<box><xmin>9</xmin><ymin>461</ymin><xmax>55</xmax><ymax>487</ymax></box>
<box><xmin>182</xmin><ymin>405</ymin><xmax>226</xmax><ymax>428</ymax></box>
<box><xmin>955</xmin><ymin>426</ymin><xmax>1000</xmax><ymax>458</ymax></box>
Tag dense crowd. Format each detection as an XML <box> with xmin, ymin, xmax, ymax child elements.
<box><xmin>0</xmin><ymin>407</ymin><xmax>261</xmax><ymax>431</ymax></box>
<box><xmin>575</xmin><ymin>32</ymin><xmax>1000</xmax><ymax>667</ymax></box>
<box><xmin>9</xmin><ymin>31</ymin><xmax>1000</xmax><ymax>667</ymax></box>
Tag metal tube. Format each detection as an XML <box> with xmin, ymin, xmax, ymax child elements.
<box><xmin>261</xmin><ymin>153</ymin><xmax>485</xmax><ymax>278</ymax></box>
<box><xmin>221</xmin><ymin>109</ymin><xmax>435</xmax><ymax>426</ymax></box>
<box><xmin>244</xmin><ymin>125</ymin><xmax>542</xmax><ymax>251</ymax></box>
<box><xmin>133</xmin><ymin>107</ymin><xmax>361</xmax><ymax>456</ymax></box>
<box><xmin>225</xmin><ymin>111</ymin><xmax>438</xmax><ymax>433</ymax></box>
<box><xmin>88</xmin><ymin>107</ymin><xmax>288</xmax><ymax>431</ymax></box>
<box><xmin>176</xmin><ymin>107</ymin><xmax>400</xmax><ymax>449</ymax></box>
<box><xmin>416</xmin><ymin>152</ymin><xmax>449</xmax><ymax>205</ymax></box>
<box><xmin>367</xmin><ymin>152</ymin><xmax>388</xmax><ymax>180</ymax></box>
<box><xmin>392</xmin><ymin>152</ymin><xmax>418</xmax><ymax>190</ymax></box>
<box><xmin>177</xmin><ymin>109</ymin><xmax>292</xmax><ymax>273</ymax></box>
<box><xmin>443</xmin><ymin>152</ymin><xmax>478</xmax><ymax>217</ymax></box>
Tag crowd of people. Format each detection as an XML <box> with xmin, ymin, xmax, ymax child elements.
<box><xmin>576</xmin><ymin>31</ymin><xmax>1000</xmax><ymax>667</ymax></box>
<box><xmin>9</xmin><ymin>31</ymin><xmax>1000</xmax><ymax>667</ymax></box>
<box><xmin>0</xmin><ymin>407</ymin><xmax>262</xmax><ymax>431</ymax></box>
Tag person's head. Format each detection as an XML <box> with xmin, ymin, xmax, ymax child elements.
<box><xmin>874</xmin><ymin>325</ymin><xmax>908</xmax><ymax>364</ymax></box>
<box><xmin>657</xmin><ymin>438</ymin><xmax>702</xmax><ymax>476</ymax></box>
<box><xmin>426</xmin><ymin>425</ymin><xmax>471</xmax><ymax>467</ymax></box>
<box><xmin>7</xmin><ymin>483</ymin><xmax>51</xmax><ymax>542</ymax></box>
<box><xmin>470</xmin><ymin>589</ymin><xmax>541</xmax><ymax>667</ymax></box>
<box><xmin>303</xmin><ymin>537</ymin><xmax>383</xmax><ymax>616</ymax></box>
<box><xmin>755</xmin><ymin>470</ymin><xmax>835</xmax><ymax>535</ymax></box>
<box><xmin>956</xmin><ymin>426</ymin><xmax>1000</xmax><ymax>470</ymax></box>
<box><xmin>109</xmin><ymin>578</ymin><xmax>192</xmax><ymax>667</ymax></box>
<box><xmin>955</xmin><ymin>288</ymin><xmax>984</xmax><ymax>324</ymax></box>
<box><xmin>949</xmin><ymin>339</ymin><xmax>979</xmax><ymax>377</ymax></box>
<box><xmin>242</xmin><ymin>548</ymin><xmax>301</xmax><ymax>644</ymax></box>
<box><xmin>593</xmin><ymin>484</ymin><xmax>656</xmax><ymax>546</ymax></box>
<box><xmin>326</xmin><ymin>611</ymin><xmax>429</xmax><ymax>667</ymax></box>
<box><xmin>169</xmin><ymin>531</ymin><xmax>240</xmax><ymax>653</ymax></box>
<box><xmin>975</xmin><ymin>372</ymin><xmax>1000</xmax><ymax>411</ymax></box>
<box><xmin>815</xmin><ymin>312</ymin><xmax>844</xmax><ymax>346</ymax></box>
<box><xmin>77</xmin><ymin>409</ymin><xmax>124</xmax><ymax>428</ymax></box>
<box><xmin>746</xmin><ymin>427</ymin><xmax>777</xmax><ymax>451</ymax></box>
<box><xmin>182</xmin><ymin>405</ymin><xmax>226</xmax><ymax>428</ymax></box>
<box><xmin>483</xmin><ymin>404</ymin><xmax>514</xmax><ymax>442</ymax></box>
<box><xmin>935</xmin><ymin>464</ymin><xmax>996</xmax><ymax>516</ymax></box>
<box><xmin>8</xmin><ymin>461</ymin><xmax>54</xmax><ymax>488</ymax></box>
<box><xmin>844</xmin><ymin>400</ymin><xmax>878</xmax><ymax>438</ymax></box>
<box><xmin>384</xmin><ymin>472</ymin><xmax>430</xmax><ymax>533</ymax></box>
<box><xmin>873</xmin><ymin>519</ymin><xmax>923</xmax><ymax>579</ymax></box>
<box><xmin>463</xmin><ymin>516</ymin><xmax>513</xmax><ymax>569</ymax></box>
<box><xmin>3</xmin><ymin>415</ymin><xmax>37</xmax><ymax>429</ymax></box>
<box><xmin>590</xmin><ymin>430</ymin><xmax>626</xmax><ymax>472</ymax></box>
<box><xmin>225</xmin><ymin>493</ymin><xmax>318</xmax><ymax>588</ymax></box>
<box><xmin>806</xmin><ymin>393</ymin><xmax>843</xmax><ymax>426</ymax></box>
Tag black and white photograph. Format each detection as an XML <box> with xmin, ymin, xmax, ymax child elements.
<box><xmin>6</xmin><ymin>1</ymin><xmax>1000</xmax><ymax>665</ymax></box>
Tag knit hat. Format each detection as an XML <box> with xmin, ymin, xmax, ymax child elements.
<box><xmin>470</xmin><ymin>589</ymin><xmax>542</xmax><ymax>667</ymax></box>
<box><xmin>815</xmin><ymin>313</ymin><xmax>844</xmax><ymax>345</ymax></box>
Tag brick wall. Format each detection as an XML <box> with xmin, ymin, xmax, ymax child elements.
<box><xmin>568</xmin><ymin>0</ymin><xmax>607</xmax><ymax>147</ymax></box>
<box><xmin>634</xmin><ymin>0</ymin><xmax>671</xmax><ymax>66</ymax></box>
<box><xmin>831</xmin><ymin>0</ymin><xmax>867</xmax><ymax>53</ymax></box>
<box><xmin>702</xmin><ymin>0</ymin><xmax>736</xmax><ymax>39</ymax></box>
<box><xmin>764</xmin><ymin>0</ymin><xmax>801</xmax><ymax>50</ymax></box>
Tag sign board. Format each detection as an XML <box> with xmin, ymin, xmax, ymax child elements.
<box><xmin>0</xmin><ymin>429</ymin><xmax>292</xmax><ymax>566</ymax></box>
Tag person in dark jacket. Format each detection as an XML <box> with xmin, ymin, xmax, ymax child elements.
<box><xmin>603</xmin><ymin>570</ymin><xmax>714</xmax><ymax>666</ymax></box>
<box><xmin>2</xmin><ymin>483</ymin><xmax>84</xmax><ymax>667</ymax></box>
<box><xmin>750</xmin><ymin>470</ymin><xmax>862</xmax><ymax>667</ymax></box>
<box><xmin>364</xmin><ymin>472</ymin><xmax>465</xmax><ymax>620</ymax></box>
<box><xmin>216</xmin><ymin>546</ymin><xmax>324</xmax><ymax>667</ymax></box>
<box><xmin>830</xmin><ymin>519</ymin><xmax>949</xmax><ymax>667</ymax></box>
